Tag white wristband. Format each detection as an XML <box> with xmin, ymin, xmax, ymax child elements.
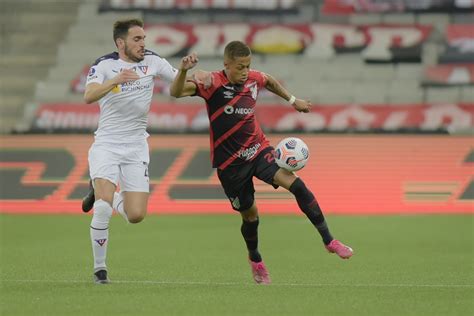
<box><xmin>288</xmin><ymin>95</ymin><xmax>296</xmax><ymax>105</ymax></box>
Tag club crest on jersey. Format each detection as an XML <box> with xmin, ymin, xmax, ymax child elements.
<box><xmin>95</xmin><ymin>238</ymin><xmax>107</xmax><ymax>246</ymax></box>
<box><xmin>138</xmin><ymin>65</ymin><xmax>148</xmax><ymax>75</ymax></box>
<box><xmin>245</xmin><ymin>81</ymin><xmax>256</xmax><ymax>89</ymax></box>
<box><xmin>246</xmin><ymin>83</ymin><xmax>258</xmax><ymax>100</ymax></box>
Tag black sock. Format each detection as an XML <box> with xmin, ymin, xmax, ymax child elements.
<box><xmin>289</xmin><ymin>178</ymin><xmax>333</xmax><ymax>245</ymax></box>
<box><xmin>241</xmin><ymin>219</ymin><xmax>262</xmax><ymax>262</ymax></box>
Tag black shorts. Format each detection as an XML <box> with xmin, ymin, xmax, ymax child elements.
<box><xmin>217</xmin><ymin>146</ymin><xmax>280</xmax><ymax>212</ymax></box>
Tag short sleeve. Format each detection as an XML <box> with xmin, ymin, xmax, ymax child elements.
<box><xmin>154</xmin><ymin>56</ymin><xmax>178</xmax><ymax>83</ymax></box>
<box><xmin>253</xmin><ymin>70</ymin><xmax>268</xmax><ymax>88</ymax></box>
<box><xmin>86</xmin><ymin>63</ymin><xmax>105</xmax><ymax>85</ymax></box>
<box><xmin>189</xmin><ymin>72</ymin><xmax>219</xmax><ymax>101</ymax></box>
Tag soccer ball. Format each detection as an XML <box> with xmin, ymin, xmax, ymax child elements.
<box><xmin>274</xmin><ymin>137</ymin><xmax>310</xmax><ymax>172</ymax></box>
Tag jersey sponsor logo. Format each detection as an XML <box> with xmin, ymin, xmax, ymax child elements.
<box><xmin>235</xmin><ymin>107</ymin><xmax>254</xmax><ymax>115</ymax></box>
<box><xmin>120</xmin><ymin>80</ymin><xmax>152</xmax><ymax>92</ymax></box>
<box><xmin>224</xmin><ymin>105</ymin><xmax>234</xmax><ymax>114</ymax></box>
<box><xmin>111</xmin><ymin>85</ymin><xmax>121</xmax><ymax>93</ymax></box>
<box><xmin>95</xmin><ymin>238</ymin><xmax>107</xmax><ymax>246</ymax></box>
<box><xmin>238</xmin><ymin>143</ymin><xmax>261</xmax><ymax>161</ymax></box>
<box><xmin>223</xmin><ymin>105</ymin><xmax>255</xmax><ymax>115</ymax></box>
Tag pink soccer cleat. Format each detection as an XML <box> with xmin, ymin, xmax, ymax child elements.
<box><xmin>249</xmin><ymin>260</ymin><xmax>271</xmax><ymax>284</ymax></box>
<box><xmin>325</xmin><ymin>239</ymin><xmax>353</xmax><ymax>259</ymax></box>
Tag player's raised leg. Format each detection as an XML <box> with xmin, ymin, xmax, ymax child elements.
<box><xmin>240</xmin><ymin>204</ymin><xmax>271</xmax><ymax>285</ymax></box>
<box><xmin>117</xmin><ymin>155</ymin><xmax>150</xmax><ymax>223</ymax></box>
<box><xmin>273</xmin><ymin>168</ymin><xmax>353</xmax><ymax>259</ymax></box>
<box><xmin>118</xmin><ymin>191</ymin><xmax>148</xmax><ymax>223</ymax></box>
<box><xmin>112</xmin><ymin>191</ymin><xmax>127</xmax><ymax>221</ymax></box>
<box><xmin>90</xmin><ymin>178</ymin><xmax>115</xmax><ymax>284</ymax></box>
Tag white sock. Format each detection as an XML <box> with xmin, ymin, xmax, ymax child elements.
<box><xmin>113</xmin><ymin>192</ymin><xmax>129</xmax><ymax>222</ymax></box>
<box><xmin>90</xmin><ymin>199</ymin><xmax>113</xmax><ymax>272</ymax></box>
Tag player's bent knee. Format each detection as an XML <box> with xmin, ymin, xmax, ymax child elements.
<box><xmin>127</xmin><ymin>210</ymin><xmax>146</xmax><ymax>224</ymax></box>
<box><xmin>241</xmin><ymin>212</ymin><xmax>258</xmax><ymax>222</ymax></box>
<box><xmin>239</xmin><ymin>202</ymin><xmax>258</xmax><ymax>221</ymax></box>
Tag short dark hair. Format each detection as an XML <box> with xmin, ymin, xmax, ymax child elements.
<box><xmin>113</xmin><ymin>19</ymin><xmax>144</xmax><ymax>44</ymax></box>
<box><xmin>224</xmin><ymin>41</ymin><xmax>251</xmax><ymax>60</ymax></box>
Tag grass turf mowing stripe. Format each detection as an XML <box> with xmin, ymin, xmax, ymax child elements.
<box><xmin>3</xmin><ymin>279</ymin><xmax>473</xmax><ymax>288</ymax></box>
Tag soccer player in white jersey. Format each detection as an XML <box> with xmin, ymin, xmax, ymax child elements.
<box><xmin>81</xmin><ymin>19</ymin><xmax>200</xmax><ymax>284</ymax></box>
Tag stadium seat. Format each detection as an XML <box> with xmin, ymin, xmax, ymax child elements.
<box><xmin>417</xmin><ymin>14</ymin><xmax>450</xmax><ymax>33</ymax></box>
<box><xmin>349</xmin><ymin>13</ymin><xmax>382</xmax><ymax>25</ymax></box>
<box><xmin>425</xmin><ymin>87</ymin><xmax>461</xmax><ymax>103</ymax></box>
<box><xmin>460</xmin><ymin>87</ymin><xmax>474</xmax><ymax>103</ymax></box>
<box><xmin>387</xmin><ymin>80</ymin><xmax>424</xmax><ymax>103</ymax></box>
<box><xmin>361</xmin><ymin>65</ymin><xmax>396</xmax><ymax>80</ymax></box>
<box><xmin>383</xmin><ymin>13</ymin><xmax>416</xmax><ymax>24</ymax></box>
<box><xmin>452</xmin><ymin>13</ymin><xmax>474</xmax><ymax>24</ymax></box>
<box><xmin>34</xmin><ymin>82</ymin><xmax>74</xmax><ymax>103</ymax></box>
<box><xmin>353</xmin><ymin>82</ymin><xmax>388</xmax><ymax>103</ymax></box>
<box><xmin>394</xmin><ymin>64</ymin><xmax>423</xmax><ymax>80</ymax></box>
<box><xmin>0</xmin><ymin>0</ymin><xmax>81</xmax><ymax>133</ymax></box>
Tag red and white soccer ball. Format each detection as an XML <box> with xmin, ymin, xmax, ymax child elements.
<box><xmin>274</xmin><ymin>137</ymin><xmax>310</xmax><ymax>172</ymax></box>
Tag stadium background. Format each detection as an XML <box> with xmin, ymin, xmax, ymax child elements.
<box><xmin>0</xmin><ymin>1</ymin><xmax>473</xmax><ymax>315</ymax></box>
<box><xmin>1</xmin><ymin>0</ymin><xmax>472</xmax><ymax>214</ymax></box>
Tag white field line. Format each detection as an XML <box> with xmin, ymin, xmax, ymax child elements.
<box><xmin>2</xmin><ymin>279</ymin><xmax>473</xmax><ymax>288</ymax></box>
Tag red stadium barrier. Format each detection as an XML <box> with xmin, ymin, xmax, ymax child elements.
<box><xmin>31</xmin><ymin>103</ymin><xmax>474</xmax><ymax>133</ymax></box>
<box><xmin>0</xmin><ymin>135</ymin><xmax>472</xmax><ymax>215</ymax></box>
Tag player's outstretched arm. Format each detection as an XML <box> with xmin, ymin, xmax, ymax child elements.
<box><xmin>170</xmin><ymin>53</ymin><xmax>199</xmax><ymax>98</ymax></box>
<box><xmin>84</xmin><ymin>69</ymin><xmax>139</xmax><ymax>104</ymax></box>
<box><xmin>264</xmin><ymin>73</ymin><xmax>312</xmax><ymax>113</ymax></box>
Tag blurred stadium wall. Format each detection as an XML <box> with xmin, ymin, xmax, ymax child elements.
<box><xmin>0</xmin><ymin>0</ymin><xmax>473</xmax><ymax>214</ymax></box>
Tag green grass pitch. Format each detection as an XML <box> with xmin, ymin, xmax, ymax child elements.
<box><xmin>1</xmin><ymin>214</ymin><xmax>473</xmax><ymax>315</ymax></box>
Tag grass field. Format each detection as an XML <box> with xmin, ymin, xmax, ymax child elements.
<box><xmin>0</xmin><ymin>213</ymin><xmax>473</xmax><ymax>315</ymax></box>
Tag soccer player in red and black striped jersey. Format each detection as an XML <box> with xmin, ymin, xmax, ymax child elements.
<box><xmin>170</xmin><ymin>41</ymin><xmax>353</xmax><ymax>284</ymax></box>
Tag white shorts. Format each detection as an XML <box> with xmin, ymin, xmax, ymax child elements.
<box><xmin>88</xmin><ymin>140</ymin><xmax>150</xmax><ymax>192</ymax></box>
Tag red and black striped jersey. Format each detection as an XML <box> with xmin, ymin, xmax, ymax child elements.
<box><xmin>191</xmin><ymin>70</ymin><xmax>270</xmax><ymax>170</ymax></box>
